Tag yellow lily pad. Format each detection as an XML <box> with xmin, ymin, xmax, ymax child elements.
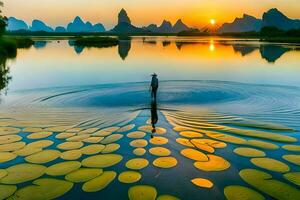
<box><xmin>0</xmin><ymin>127</ymin><xmax>20</xmax><ymax>136</ymax></box>
<box><xmin>0</xmin><ymin>185</ymin><xmax>17</xmax><ymax>200</ymax></box>
<box><xmin>102</xmin><ymin>143</ymin><xmax>120</xmax><ymax>154</ymax></box>
<box><xmin>282</xmin><ymin>145</ymin><xmax>300</xmax><ymax>152</ymax></box>
<box><xmin>25</xmin><ymin>150</ymin><xmax>61</xmax><ymax>164</ymax></box>
<box><xmin>82</xmin><ymin>171</ymin><xmax>116</xmax><ymax>192</ymax></box>
<box><xmin>82</xmin><ymin>154</ymin><xmax>123</xmax><ymax>168</ymax></box>
<box><xmin>0</xmin><ymin>135</ymin><xmax>22</xmax><ymax>145</ymax></box>
<box><xmin>181</xmin><ymin>148</ymin><xmax>208</xmax><ymax>161</ymax></box>
<box><xmin>191</xmin><ymin>178</ymin><xmax>213</xmax><ymax>188</ymax></box>
<box><xmin>93</xmin><ymin>127</ymin><xmax>120</xmax><ymax>137</ymax></box>
<box><xmin>57</xmin><ymin>141</ymin><xmax>83</xmax><ymax>150</ymax></box>
<box><xmin>46</xmin><ymin>161</ymin><xmax>81</xmax><ymax>176</ymax></box>
<box><xmin>82</xmin><ymin>137</ymin><xmax>104</xmax><ymax>143</ymax></box>
<box><xmin>282</xmin><ymin>155</ymin><xmax>300</xmax><ymax>166</ymax></box>
<box><xmin>23</xmin><ymin>127</ymin><xmax>43</xmax><ymax>133</ymax></box>
<box><xmin>126</xmin><ymin>158</ymin><xmax>149</xmax><ymax>170</ymax></box>
<box><xmin>194</xmin><ymin>154</ymin><xmax>230</xmax><ymax>172</ymax></box>
<box><xmin>118</xmin><ymin>124</ymin><xmax>135</xmax><ymax>132</ymax></box>
<box><xmin>81</xmin><ymin>144</ymin><xmax>105</xmax><ymax>155</ymax></box>
<box><xmin>157</xmin><ymin>195</ymin><xmax>180</xmax><ymax>200</ymax></box>
<box><xmin>8</xmin><ymin>178</ymin><xmax>73</xmax><ymax>200</ymax></box>
<box><xmin>66</xmin><ymin>134</ymin><xmax>89</xmax><ymax>142</ymax></box>
<box><xmin>27</xmin><ymin>131</ymin><xmax>53</xmax><ymax>139</ymax></box>
<box><xmin>190</xmin><ymin>139</ymin><xmax>214</xmax><ymax>153</ymax></box>
<box><xmin>246</xmin><ymin>140</ymin><xmax>279</xmax><ymax>150</ymax></box>
<box><xmin>78</xmin><ymin>128</ymin><xmax>98</xmax><ymax>135</ymax></box>
<box><xmin>176</xmin><ymin>138</ymin><xmax>194</xmax><ymax>148</ymax></box>
<box><xmin>0</xmin><ymin>142</ymin><xmax>26</xmax><ymax>152</ymax></box>
<box><xmin>118</xmin><ymin>171</ymin><xmax>141</xmax><ymax>184</ymax></box>
<box><xmin>240</xmin><ymin>169</ymin><xmax>300</xmax><ymax>200</ymax></box>
<box><xmin>224</xmin><ymin>185</ymin><xmax>265</xmax><ymax>200</ymax></box>
<box><xmin>130</xmin><ymin>139</ymin><xmax>148</xmax><ymax>148</ymax></box>
<box><xmin>100</xmin><ymin>134</ymin><xmax>123</xmax><ymax>144</ymax></box>
<box><xmin>179</xmin><ymin>131</ymin><xmax>203</xmax><ymax>138</ymax></box>
<box><xmin>128</xmin><ymin>185</ymin><xmax>157</xmax><ymax>200</ymax></box>
<box><xmin>65</xmin><ymin>168</ymin><xmax>103</xmax><ymax>183</ymax></box>
<box><xmin>283</xmin><ymin>172</ymin><xmax>300</xmax><ymax>186</ymax></box>
<box><xmin>0</xmin><ymin>152</ymin><xmax>17</xmax><ymax>163</ymax></box>
<box><xmin>149</xmin><ymin>147</ymin><xmax>171</xmax><ymax>157</ymax></box>
<box><xmin>150</xmin><ymin>137</ymin><xmax>168</xmax><ymax>145</ymax></box>
<box><xmin>192</xmin><ymin>139</ymin><xmax>226</xmax><ymax>148</ymax></box>
<box><xmin>60</xmin><ymin>150</ymin><xmax>82</xmax><ymax>160</ymax></box>
<box><xmin>205</xmin><ymin>131</ymin><xmax>246</xmax><ymax>145</ymax></box>
<box><xmin>26</xmin><ymin>140</ymin><xmax>53</xmax><ymax>149</ymax></box>
<box><xmin>66</xmin><ymin>128</ymin><xmax>82</xmax><ymax>133</ymax></box>
<box><xmin>127</xmin><ymin>131</ymin><xmax>146</xmax><ymax>139</ymax></box>
<box><xmin>0</xmin><ymin>163</ymin><xmax>46</xmax><ymax>184</ymax></box>
<box><xmin>0</xmin><ymin>169</ymin><xmax>7</xmax><ymax>179</ymax></box>
<box><xmin>251</xmin><ymin>158</ymin><xmax>290</xmax><ymax>173</ymax></box>
<box><xmin>13</xmin><ymin>147</ymin><xmax>42</xmax><ymax>156</ymax></box>
<box><xmin>44</xmin><ymin>126</ymin><xmax>70</xmax><ymax>132</ymax></box>
<box><xmin>133</xmin><ymin>148</ymin><xmax>146</xmax><ymax>156</ymax></box>
<box><xmin>55</xmin><ymin>132</ymin><xmax>76</xmax><ymax>139</ymax></box>
<box><xmin>153</xmin><ymin>157</ymin><xmax>177</xmax><ymax>168</ymax></box>
<box><xmin>234</xmin><ymin>148</ymin><xmax>266</xmax><ymax>157</ymax></box>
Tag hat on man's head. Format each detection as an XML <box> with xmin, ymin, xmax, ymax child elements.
<box><xmin>151</xmin><ymin>73</ymin><xmax>157</xmax><ymax>76</ymax></box>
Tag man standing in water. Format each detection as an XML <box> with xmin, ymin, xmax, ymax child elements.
<box><xmin>150</xmin><ymin>73</ymin><xmax>159</xmax><ymax>101</ymax></box>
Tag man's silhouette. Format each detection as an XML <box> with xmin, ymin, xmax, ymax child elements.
<box><xmin>150</xmin><ymin>73</ymin><xmax>159</xmax><ymax>100</ymax></box>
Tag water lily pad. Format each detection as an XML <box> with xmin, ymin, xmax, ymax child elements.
<box><xmin>128</xmin><ymin>185</ymin><xmax>157</xmax><ymax>200</ymax></box>
<box><xmin>176</xmin><ymin>138</ymin><xmax>194</xmax><ymax>147</ymax></box>
<box><xmin>240</xmin><ymin>169</ymin><xmax>300</xmax><ymax>200</ymax></box>
<box><xmin>126</xmin><ymin>158</ymin><xmax>149</xmax><ymax>170</ymax></box>
<box><xmin>0</xmin><ymin>163</ymin><xmax>46</xmax><ymax>184</ymax></box>
<box><xmin>191</xmin><ymin>178</ymin><xmax>213</xmax><ymax>188</ymax></box>
<box><xmin>82</xmin><ymin>171</ymin><xmax>116</xmax><ymax>192</ymax></box>
<box><xmin>157</xmin><ymin>195</ymin><xmax>180</xmax><ymax>200</ymax></box>
<box><xmin>133</xmin><ymin>148</ymin><xmax>146</xmax><ymax>156</ymax></box>
<box><xmin>118</xmin><ymin>124</ymin><xmax>135</xmax><ymax>132</ymax></box>
<box><xmin>127</xmin><ymin>131</ymin><xmax>146</xmax><ymax>139</ymax></box>
<box><xmin>82</xmin><ymin>137</ymin><xmax>104</xmax><ymax>143</ymax></box>
<box><xmin>0</xmin><ymin>135</ymin><xmax>22</xmax><ymax>145</ymax></box>
<box><xmin>150</xmin><ymin>137</ymin><xmax>168</xmax><ymax>145</ymax></box>
<box><xmin>282</xmin><ymin>145</ymin><xmax>300</xmax><ymax>152</ymax></box>
<box><xmin>130</xmin><ymin>139</ymin><xmax>148</xmax><ymax>148</ymax></box>
<box><xmin>13</xmin><ymin>147</ymin><xmax>42</xmax><ymax>156</ymax></box>
<box><xmin>23</xmin><ymin>127</ymin><xmax>43</xmax><ymax>133</ymax></box>
<box><xmin>179</xmin><ymin>131</ymin><xmax>203</xmax><ymax>138</ymax></box>
<box><xmin>57</xmin><ymin>141</ymin><xmax>83</xmax><ymax>150</ymax></box>
<box><xmin>234</xmin><ymin>148</ymin><xmax>266</xmax><ymax>157</ymax></box>
<box><xmin>0</xmin><ymin>142</ymin><xmax>26</xmax><ymax>152</ymax></box>
<box><xmin>93</xmin><ymin>127</ymin><xmax>120</xmax><ymax>137</ymax></box>
<box><xmin>82</xmin><ymin>154</ymin><xmax>123</xmax><ymax>168</ymax></box>
<box><xmin>282</xmin><ymin>155</ymin><xmax>300</xmax><ymax>166</ymax></box>
<box><xmin>8</xmin><ymin>178</ymin><xmax>73</xmax><ymax>200</ymax></box>
<box><xmin>60</xmin><ymin>150</ymin><xmax>82</xmax><ymax>160</ymax></box>
<box><xmin>181</xmin><ymin>148</ymin><xmax>208</xmax><ymax>161</ymax></box>
<box><xmin>81</xmin><ymin>144</ymin><xmax>105</xmax><ymax>155</ymax></box>
<box><xmin>190</xmin><ymin>140</ymin><xmax>214</xmax><ymax>153</ymax></box>
<box><xmin>0</xmin><ymin>185</ymin><xmax>17</xmax><ymax>200</ymax></box>
<box><xmin>44</xmin><ymin>126</ymin><xmax>70</xmax><ymax>132</ymax></box>
<box><xmin>0</xmin><ymin>169</ymin><xmax>7</xmax><ymax>179</ymax></box>
<box><xmin>284</xmin><ymin>172</ymin><xmax>300</xmax><ymax>186</ymax></box>
<box><xmin>224</xmin><ymin>185</ymin><xmax>265</xmax><ymax>200</ymax></box>
<box><xmin>46</xmin><ymin>161</ymin><xmax>81</xmax><ymax>176</ymax></box>
<box><xmin>118</xmin><ymin>171</ymin><xmax>141</xmax><ymax>184</ymax></box>
<box><xmin>0</xmin><ymin>152</ymin><xmax>17</xmax><ymax>163</ymax></box>
<box><xmin>149</xmin><ymin>147</ymin><xmax>171</xmax><ymax>157</ymax></box>
<box><xmin>65</xmin><ymin>168</ymin><xmax>103</xmax><ymax>183</ymax></box>
<box><xmin>0</xmin><ymin>127</ymin><xmax>20</xmax><ymax>136</ymax></box>
<box><xmin>55</xmin><ymin>132</ymin><xmax>76</xmax><ymax>139</ymax></box>
<box><xmin>66</xmin><ymin>128</ymin><xmax>82</xmax><ymax>133</ymax></box>
<box><xmin>246</xmin><ymin>140</ymin><xmax>278</xmax><ymax>150</ymax></box>
<box><xmin>251</xmin><ymin>158</ymin><xmax>290</xmax><ymax>173</ymax></box>
<box><xmin>27</xmin><ymin>132</ymin><xmax>53</xmax><ymax>139</ymax></box>
<box><xmin>78</xmin><ymin>128</ymin><xmax>98</xmax><ymax>135</ymax></box>
<box><xmin>153</xmin><ymin>157</ymin><xmax>177</xmax><ymax>168</ymax></box>
<box><xmin>205</xmin><ymin>131</ymin><xmax>246</xmax><ymax>145</ymax></box>
<box><xmin>66</xmin><ymin>134</ymin><xmax>90</xmax><ymax>142</ymax></box>
<box><xmin>101</xmin><ymin>134</ymin><xmax>123</xmax><ymax>144</ymax></box>
<box><xmin>25</xmin><ymin>150</ymin><xmax>61</xmax><ymax>164</ymax></box>
<box><xmin>26</xmin><ymin>140</ymin><xmax>53</xmax><ymax>149</ymax></box>
<box><xmin>194</xmin><ymin>154</ymin><xmax>230</xmax><ymax>172</ymax></box>
<box><xmin>102</xmin><ymin>143</ymin><xmax>120</xmax><ymax>153</ymax></box>
<box><xmin>192</xmin><ymin>139</ymin><xmax>226</xmax><ymax>148</ymax></box>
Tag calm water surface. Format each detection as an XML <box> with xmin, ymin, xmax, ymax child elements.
<box><xmin>0</xmin><ymin>37</ymin><xmax>300</xmax><ymax>200</ymax></box>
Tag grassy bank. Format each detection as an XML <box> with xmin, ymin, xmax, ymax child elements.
<box><xmin>74</xmin><ymin>37</ymin><xmax>119</xmax><ymax>48</ymax></box>
<box><xmin>260</xmin><ymin>37</ymin><xmax>300</xmax><ymax>43</ymax></box>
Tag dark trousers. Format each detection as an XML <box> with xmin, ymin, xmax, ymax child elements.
<box><xmin>151</xmin><ymin>88</ymin><xmax>157</xmax><ymax>99</ymax></box>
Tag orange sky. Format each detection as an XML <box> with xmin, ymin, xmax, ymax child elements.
<box><xmin>3</xmin><ymin>0</ymin><xmax>300</xmax><ymax>29</ymax></box>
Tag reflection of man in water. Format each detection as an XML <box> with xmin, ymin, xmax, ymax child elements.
<box><xmin>150</xmin><ymin>73</ymin><xmax>159</xmax><ymax>100</ymax></box>
<box><xmin>151</xmin><ymin>100</ymin><xmax>158</xmax><ymax>138</ymax></box>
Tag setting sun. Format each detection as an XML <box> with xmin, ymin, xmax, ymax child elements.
<box><xmin>210</xmin><ymin>19</ymin><xmax>216</xmax><ymax>25</ymax></box>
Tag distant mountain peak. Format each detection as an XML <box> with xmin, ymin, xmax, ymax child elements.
<box><xmin>118</xmin><ymin>8</ymin><xmax>131</xmax><ymax>24</ymax></box>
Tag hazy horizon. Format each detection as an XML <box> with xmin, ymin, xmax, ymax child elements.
<box><xmin>3</xmin><ymin>0</ymin><xmax>300</xmax><ymax>29</ymax></box>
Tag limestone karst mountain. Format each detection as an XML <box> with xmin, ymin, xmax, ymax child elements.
<box><xmin>67</xmin><ymin>16</ymin><xmax>105</xmax><ymax>32</ymax></box>
<box><xmin>30</xmin><ymin>20</ymin><xmax>54</xmax><ymax>32</ymax></box>
<box><xmin>7</xmin><ymin>17</ymin><xmax>28</xmax><ymax>31</ymax></box>
<box><xmin>143</xmin><ymin>19</ymin><xmax>190</xmax><ymax>33</ymax></box>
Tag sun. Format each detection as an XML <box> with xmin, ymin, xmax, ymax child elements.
<box><xmin>210</xmin><ymin>19</ymin><xmax>216</xmax><ymax>25</ymax></box>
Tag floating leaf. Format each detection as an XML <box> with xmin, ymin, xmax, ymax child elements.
<box><xmin>128</xmin><ymin>185</ymin><xmax>157</xmax><ymax>200</ymax></box>
<box><xmin>118</xmin><ymin>171</ymin><xmax>141</xmax><ymax>184</ymax></box>
<box><xmin>82</xmin><ymin>154</ymin><xmax>123</xmax><ymax>168</ymax></box>
<box><xmin>82</xmin><ymin>171</ymin><xmax>116</xmax><ymax>192</ymax></box>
